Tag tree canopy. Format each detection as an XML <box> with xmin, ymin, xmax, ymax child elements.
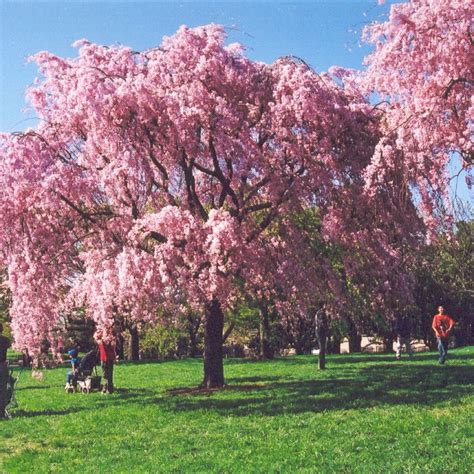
<box><xmin>0</xmin><ymin>1</ymin><xmax>472</xmax><ymax>386</ymax></box>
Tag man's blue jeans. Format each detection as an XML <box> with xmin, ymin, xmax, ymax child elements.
<box><xmin>437</xmin><ymin>337</ymin><xmax>448</xmax><ymax>364</ymax></box>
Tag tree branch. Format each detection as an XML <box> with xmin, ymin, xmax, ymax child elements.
<box><xmin>443</xmin><ymin>77</ymin><xmax>472</xmax><ymax>99</ymax></box>
<box><xmin>222</xmin><ymin>322</ymin><xmax>235</xmax><ymax>344</ymax></box>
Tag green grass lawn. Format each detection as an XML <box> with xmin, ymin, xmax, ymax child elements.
<box><xmin>1</xmin><ymin>347</ymin><xmax>473</xmax><ymax>473</ymax></box>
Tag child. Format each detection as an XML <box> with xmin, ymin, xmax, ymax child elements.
<box><xmin>66</xmin><ymin>348</ymin><xmax>80</xmax><ymax>386</ymax></box>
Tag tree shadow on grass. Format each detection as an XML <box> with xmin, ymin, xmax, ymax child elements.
<box><xmin>12</xmin><ymin>387</ymin><xmax>157</xmax><ymax>418</ymax></box>
<box><xmin>225</xmin><ymin>375</ymin><xmax>283</xmax><ymax>384</ymax></box>
<box><xmin>16</xmin><ymin>385</ymin><xmax>57</xmax><ymax>391</ymax></box>
<box><xmin>328</xmin><ymin>352</ymin><xmax>473</xmax><ymax>364</ymax></box>
<box><xmin>226</xmin><ymin>357</ymin><xmax>290</xmax><ymax>364</ymax></box>
<box><xmin>162</xmin><ymin>364</ymin><xmax>474</xmax><ymax>417</ymax></box>
<box><xmin>118</xmin><ymin>358</ymin><xmax>203</xmax><ymax>367</ymax></box>
<box><xmin>168</xmin><ymin>384</ymin><xmax>267</xmax><ymax>396</ymax></box>
<box><xmin>13</xmin><ymin>407</ymin><xmax>89</xmax><ymax>418</ymax></box>
<box><xmin>109</xmin><ymin>387</ymin><xmax>156</xmax><ymax>399</ymax></box>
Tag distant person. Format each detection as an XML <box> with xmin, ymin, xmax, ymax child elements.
<box><xmin>395</xmin><ymin>314</ymin><xmax>413</xmax><ymax>360</ymax></box>
<box><xmin>66</xmin><ymin>348</ymin><xmax>80</xmax><ymax>386</ymax></box>
<box><xmin>432</xmin><ymin>306</ymin><xmax>455</xmax><ymax>364</ymax></box>
<box><xmin>98</xmin><ymin>335</ymin><xmax>115</xmax><ymax>394</ymax></box>
<box><xmin>0</xmin><ymin>323</ymin><xmax>12</xmax><ymax>419</ymax></box>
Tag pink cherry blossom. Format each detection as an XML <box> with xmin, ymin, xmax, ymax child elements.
<box><xmin>0</xmin><ymin>17</ymin><xmax>459</xmax><ymax>384</ymax></box>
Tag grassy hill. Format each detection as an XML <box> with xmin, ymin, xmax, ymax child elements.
<box><xmin>1</xmin><ymin>347</ymin><xmax>473</xmax><ymax>473</ymax></box>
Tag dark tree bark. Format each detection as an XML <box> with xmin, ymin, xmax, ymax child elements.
<box><xmin>259</xmin><ymin>303</ymin><xmax>274</xmax><ymax>360</ymax></box>
<box><xmin>383</xmin><ymin>335</ymin><xmax>395</xmax><ymax>353</ymax></box>
<box><xmin>293</xmin><ymin>316</ymin><xmax>312</xmax><ymax>355</ymax></box>
<box><xmin>115</xmin><ymin>333</ymin><xmax>125</xmax><ymax>360</ymax></box>
<box><xmin>316</xmin><ymin>309</ymin><xmax>328</xmax><ymax>370</ymax></box>
<box><xmin>327</xmin><ymin>333</ymin><xmax>341</xmax><ymax>354</ymax></box>
<box><xmin>202</xmin><ymin>298</ymin><xmax>225</xmax><ymax>388</ymax></box>
<box><xmin>187</xmin><ymin>312</ymin><xmax>201</xmax><ymax>358</ymax></box>
<box><xmin>294</xmin><ymin>342</ymin><xmax>305</xmax><ymax>356</ymax></box>
<box><xmin>347</xmin><ymin>318</ymin><xmax>362</xmax><ymax>353</ymax></box>
<box><xmin>318</xmin><ymin>334</ymin><xmax>327</xmax><ymax>370</ymax></box>
<box><xmin>22</xmin><ymin>352</ymin><xmax>32</xmax><ymax>368</ymax></box>
<box><xmin>128</xmin><ymin>325</ymin><xmax>140</xmax><ymax>361</ymax></box>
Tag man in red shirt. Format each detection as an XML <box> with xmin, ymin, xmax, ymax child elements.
<box><xmin>432</xmin><ymin>306</ymin><xmax>455</xmax><ymax>364</ymax></box>
<box><xmin>98</xmin><ymin>335</ymin><xmax>115</xmax><ymax>394</ymax></box>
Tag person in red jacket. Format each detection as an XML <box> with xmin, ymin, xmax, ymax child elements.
<box><xmin>98</xmin><ymin>334</ymin><xmax>115</xmax><ymax>394</ymax></box>
<box><xmin>432</xmin><ymin>306</ymin><xmax>455</xmax><ymax>364</ymax></box>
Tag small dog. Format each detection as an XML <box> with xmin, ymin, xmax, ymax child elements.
<box><xmin>77</xmin><ymin>378</ymin><xmax>92</xmax><ymax>394</ymax></box>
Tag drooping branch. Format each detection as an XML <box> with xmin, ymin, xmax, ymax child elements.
<box><xmin>56</xmin><ymin>192</ymin><xmax>97</xmax><ymax>224</ymax></box>
<box><xmin>442</xmin><ymin>77</ymin><xmax>473</xmax><ymax>99</ymax></box>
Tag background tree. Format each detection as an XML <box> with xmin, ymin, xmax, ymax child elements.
<box><xmin>413</xmin><ymin>218</ymin><xmax>474</xmax><ymax>347</ymax></box>
<box><xmin>355</xmin><ymin>0</ymin><xmax>472</xmax><ymax>231</ymax></box>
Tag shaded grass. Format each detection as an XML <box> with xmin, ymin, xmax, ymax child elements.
<box><xmin>1</xmin><ymin>347</ymin><xmax>473</xmax><ymax>473</ymax></box>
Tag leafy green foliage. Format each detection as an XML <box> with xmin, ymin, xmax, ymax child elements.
<box><xmin>413</xmin><ymin>220</ymin><xmax>474</xmax><ymax>345</ymax></box>
<box><xmin>140</xmin><ymin>324</ymin><xmax>190</xmax><ymax>360</ymax></box>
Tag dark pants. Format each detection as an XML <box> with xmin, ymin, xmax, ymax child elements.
<box><xmin>0</xmin><ymin>363</ymin><xmax>8</xmax><ymax>418</ymax></box>
<box><xmin>437</xmin><ymin>337</ymin><xmax>449</xmax><ymax>364</ymax></box>
<box><xmin>66</xmin><ymin>370</ymin><xmax>76</xmax><ymax>385</ymax></box>
<box><xmin>101</xmin><ymin>361</ymin><xmax>114</xmax><ymax>393</ymax></box>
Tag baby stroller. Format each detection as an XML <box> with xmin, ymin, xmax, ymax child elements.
<box><xmin>65</xmin><ymin>350</ymin><xmax>101</xmax><ymax>394</ymax></box>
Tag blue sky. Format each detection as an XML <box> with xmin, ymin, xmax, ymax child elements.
<box><xmin>0</xmin><ymin>0</ymin><xmax>471</xmax><ymax>202</ymax></box>
<box><xmin>0</xmin><ymin>0</ymin><xmax>392</xmax><ymax>132</ymax></box>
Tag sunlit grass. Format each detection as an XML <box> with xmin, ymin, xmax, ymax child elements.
<box><xmin>1</xmin><ymin>347</ymin><xmax>473</xmax><ymax>473</ymax></box>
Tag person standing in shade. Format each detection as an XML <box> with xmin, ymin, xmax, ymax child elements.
<box><xmin>395</xmin><ymin>314</ymin><xmax>413</xmax><ymax>360</ymax></box>
<box><xmin>432</xmin><ymin>306</ymin><xmax>455</xmax><ymax>364</ymax></box>
<box><xmin>98</xmin><ymin>335</ymin><xmax>115</xmax><ymax>394</ymax></box>
<box><xmin>0</xmin><ymin>323</ymin><xmax>12</xmax><ymax>419</ymax></box>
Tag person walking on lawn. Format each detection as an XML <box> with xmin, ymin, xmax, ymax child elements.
<box><xmin>432</xmin><ymin>306</ymin><xmax>455</xmax><ymax>364</ymax></box>
<box><xmin>98</xmin><ymin>334</ymin><xmax>115</xmax><ymax>394</ymax></box>
<box><xmin>0</xmin><ymin>323</ymin><xmax>12</xmax><ymax>419</ymax></box>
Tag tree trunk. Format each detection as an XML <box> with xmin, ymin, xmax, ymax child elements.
<box><xmin>316</xmin><ymin>309</ymin><xmax>328</xmax><ymax>370</ymax></box>
<box><xmin>318</xmin><ymin>331</ymin><xmax>327</xmax><ymax>370</ymax></box>
<box><xmin>348</xmin><ymin>332</ymin><xmax>362</xmax><ymax>353</ymax></box>
<box><xmin>202</xmin><ymin>298</ymin><xmax>225</xmax><ymax>388</ymax></box>
<box><xmin>187</xmin><ymin>313</ymin><xmax>201</xmax><ymax>358</ymax></box>
<box><xmin>259</xmin><ymin>304</ymin><xmax>274</xmax><ymax>360</ymax></box>
<box><xmin>348</xmin><ymin>320</ymin><xmax>362</xmax><ymax>353</ymax></box>
<box><xmin>22</xmin><ymin>352</ymin><xmax>32</xmax><ymax>368</ymax></box>
<box><xmin>383</xmin><ymin>335</ymin><xmax>394</xmax><ymax>353</ymax></box>
<box><xmin>115</xmin><ymin>333</ymin><xmax>125</xmax><ymax>360</ymax></box>
<box><xmin>128</xmin><ymin>325</ymin><xmax>140</xmax><ymax>361</ymax></box>
<box><xmin>294</xmin><ymin>317</ymin><xmax>307</xmax><ymax>355</ymax></box>
<box><xmin>327</xmin><ymin>334</ymin><xmax>341</xmax><ymax>354</ymax></box>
